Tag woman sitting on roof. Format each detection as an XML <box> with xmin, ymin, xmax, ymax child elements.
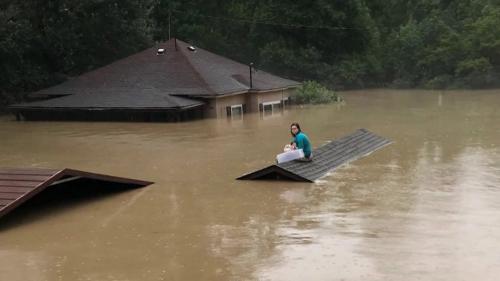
<box><xmin>288</xmin><ymin>122</ymin><xmax>312</xmax><ymax>161</ymax></box>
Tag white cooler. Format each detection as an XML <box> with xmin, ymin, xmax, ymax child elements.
<box><xmin>276</xmin><ymin>149</ymin><xmax>305</xmax><ymax>164</ymax></box>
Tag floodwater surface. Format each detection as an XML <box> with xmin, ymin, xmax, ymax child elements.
<box><xmin>1</xmin><ymin>89</ymin><xmax>500</xmax><ymax>281</ymax></box>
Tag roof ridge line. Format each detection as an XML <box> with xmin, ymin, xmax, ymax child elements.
<box><xmin>175</xmin><ymin>41</ymin><xmax>219</xmax><ymax>96</ymax></box>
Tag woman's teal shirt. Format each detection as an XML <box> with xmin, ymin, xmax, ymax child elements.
<box><xmin>292</xmin><ymin>132</ymin><xmax>312</xmax><ymax>157</ymax></box>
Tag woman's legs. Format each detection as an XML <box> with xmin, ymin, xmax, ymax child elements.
<box><xmin>296</xmin><ymin>153</ymin><xmax>313</xmax><ymax>162</ymax></box>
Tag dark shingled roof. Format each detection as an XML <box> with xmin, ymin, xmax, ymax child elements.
<box><xmin>174</xmin><ymin>40</ymin><xmax>301</xmax><ymax>96</ymax></box>
<box><xmin>10</xmin><ymin>89</ymin><xmax>204</xmax><ymax>110</ymax></box>
<box><xmin>237</xmin><ymin>129</ymin><xmax>393</xmax><ymax>182</ymax></box>
<box><xmin>31</xmin><ymin>39</ymin><xmax>214</xmax><ymax>98</ymax></box>
<box><xmin>12</xmin><ymin>38</ymin><xmax>300</xmax><ymax>111</ymax></box>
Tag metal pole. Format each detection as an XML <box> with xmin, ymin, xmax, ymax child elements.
<box><xmin>168</xmin><ymin>10</ymin><xmax>171</xmax><ymax>40</ymax></box>
<box><xmin>249</xmin><ymin>63</ymin><xmax>253</xmax><ymax>89</ymax></box>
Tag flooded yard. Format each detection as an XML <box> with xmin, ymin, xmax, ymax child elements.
<box><xmin>1</xmin><ymin>89</ymin><xmax>500</xmax><ymax>280</ymax></box>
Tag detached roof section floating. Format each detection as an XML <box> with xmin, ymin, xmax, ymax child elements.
<box><xmin>238</xmin><ymin>129</ymin><xmax>393</xmax><ymax>182</ymax></box>
<box><xmin>0</xmin><ymin>168</ymin><xmax>153</xmax><ymax>219</ymax></box>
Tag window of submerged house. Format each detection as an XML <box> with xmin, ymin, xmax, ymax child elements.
<box><xmin>226</xmin><ymin>104</ymin><xmax>246</xmax><ymax>120</ymax></box>
<box><xmin>259</xmin><ymin>100</ymin><xmax>283</xmax><ymax>117</ymax></box>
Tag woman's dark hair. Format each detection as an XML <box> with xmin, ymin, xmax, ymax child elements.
<box><xmin>290</xmin><ymin>122</ymin><xmax>301</xmax><ymax>137</ymax></box>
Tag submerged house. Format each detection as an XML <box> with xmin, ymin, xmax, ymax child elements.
<box><xmin>10</xmin><ymin>38</ymin><xmax>300</xmax><ymax>121</ymax></box>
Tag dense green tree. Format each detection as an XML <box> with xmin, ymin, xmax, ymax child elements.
<box><xmin>1</xmin><ymin>0</ymin><xmax>500</xmax><ymax>109</ymax></box>
<box><xmin>0</xmin><ymin>0</ymin><xmax>152</xmax><ymax>108</ymax></box>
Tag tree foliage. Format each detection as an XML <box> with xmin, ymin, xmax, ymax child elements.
<box><xmin>1</xmin><ymin>0</ymin><xmax>500</xmax><ymax>108</ymax></box>
<box><xmin>0</xmin><ymin>0</ymin><xmax>152</xmax><ymax>108</ymax></box>
<box><xmin>292</xmin><ymin>81</ymin><xmax>341</xmax><ymax>104</ymax></box>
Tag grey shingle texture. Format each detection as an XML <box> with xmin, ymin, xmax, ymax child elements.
<box><xmin>237</xmin><ymin>129</ymin><xmax>393</xmax><ymax>182</ymax></box>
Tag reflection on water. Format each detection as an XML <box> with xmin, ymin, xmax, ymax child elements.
<box><xmin>1</xmin><ymin>89</ymin><xmax>500</xmax><ymax>280</ymax></box>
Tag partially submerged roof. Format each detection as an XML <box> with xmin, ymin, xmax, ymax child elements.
<box><xmin>29</xmin><ymin>39</ymin><xmax>214</xmax><ymax>99</ymax></box>
<box><xmin>237</xmin><ymin>129</ymin><xmax>392</xmax><ymax>182</ymax></box>
<box><xmin>12</xmin><ymin>38</ymin><xmax>300</xmax><ymax>112</ymax></box>
<box><xmin>173</xmin><ymin>40</ymin><xmax>301</xmax><ymax>96</ymax></box>
<box><xmin>10</xmin><ymin>88</ymin><xmax>204</xmax><ymax>111</ymax></box>
<box><xmin>0</xmin><ymin>168</ymin><xmax>153</xmax><ymax>219</ymax></box>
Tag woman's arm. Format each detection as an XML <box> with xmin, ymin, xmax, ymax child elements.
<box><xmin>296</xmin><ymin>135</ymin><xmax>304</xmax><ymax>149</ymax></box>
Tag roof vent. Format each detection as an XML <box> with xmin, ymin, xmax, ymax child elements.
<box><xmin>157</xmin><ymin>48</ymin><xmax>165</xmax><ymax>55</ymax></box>
<box><xmin>187</xmin><ymin>46</ymin><xmax>196</xmax><ymax>52</ymax></box>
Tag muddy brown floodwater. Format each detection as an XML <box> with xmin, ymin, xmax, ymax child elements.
<box><xmin>1</xmin><ymin>89</ymin><xmax>500</xmax><ymax>281</ymax></box>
